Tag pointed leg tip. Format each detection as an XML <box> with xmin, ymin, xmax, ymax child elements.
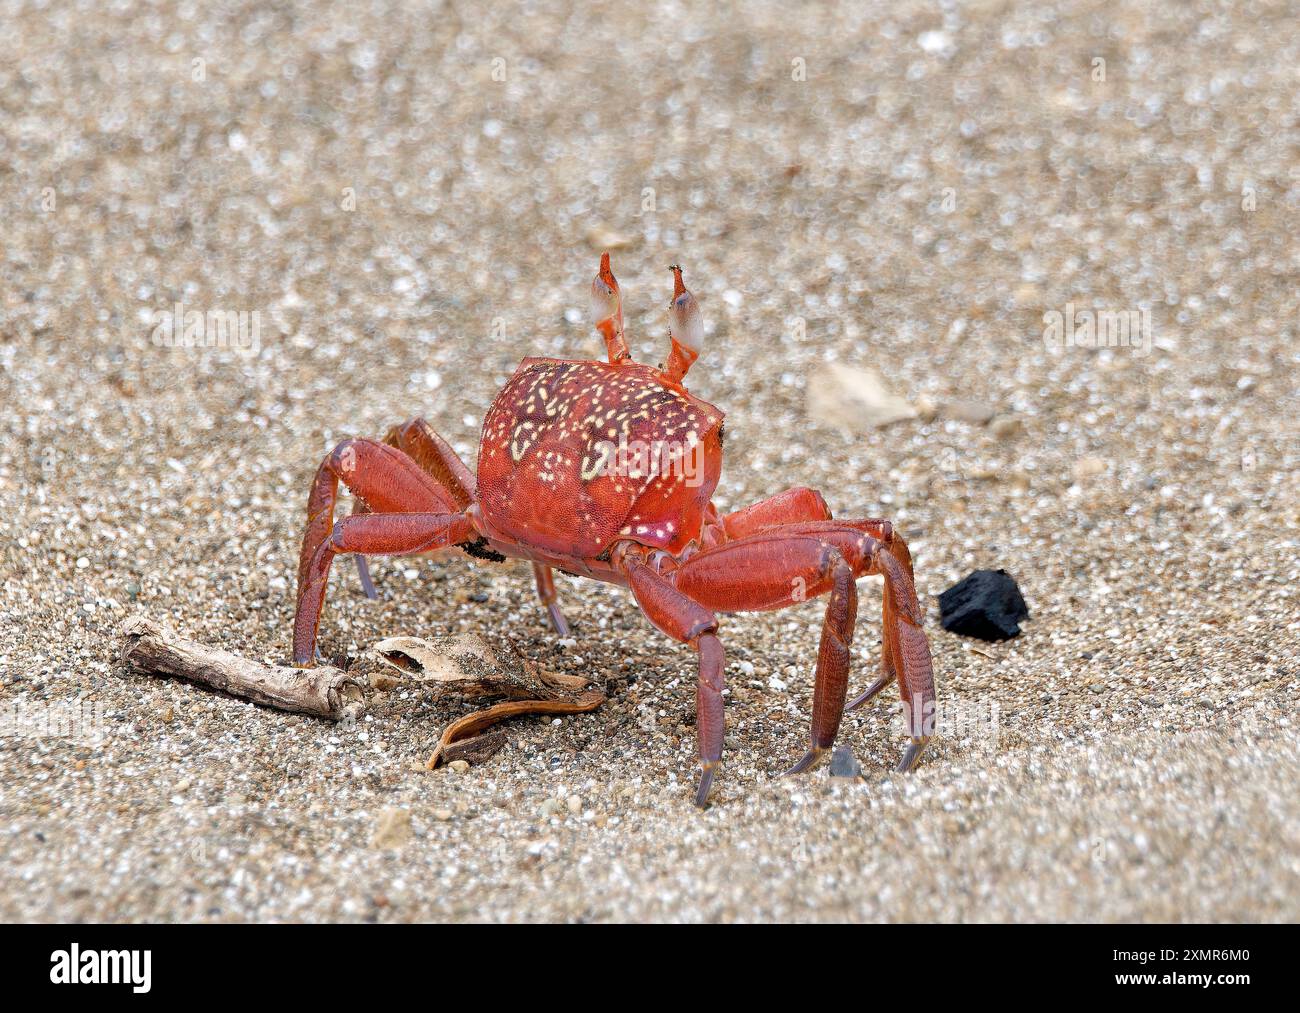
<box><xmin>895</xmin><ymin>739</ymin><xmax>929</xmax><ymax>773</ymax></box>
<box><xmin>847</xmin><ymin>675</ymin><xmax>891</xmax><ymax>711</ymax></box>
<box><xmin>547</xmin><ymin>604</ymin><xmax>572</xmax><ymax>638</ymax></box>
<box><xmin>781</xmin><ymin>747</ymin><xmax>827</xmax><ymax>777</ymax></box>
<box><xmin>694</xmin><ymin>763</ymin><xmax>719</xmax><ymax>808</ymax></box>
<box><xmin>355</xmin><ymin>555</ymin><xmax>378</xmax><ymax>599</ymax></box>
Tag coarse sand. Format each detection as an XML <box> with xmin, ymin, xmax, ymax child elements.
<box><xmin>0</xmin><ymin>0</ymin><xmax>1296</xmax><ymax>921</ymax></box>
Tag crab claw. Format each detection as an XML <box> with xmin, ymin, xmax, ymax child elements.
<box><xmin>664</xmin><ymin>264</ymin><xmax>703</xmax><ymax>383</ymax></box>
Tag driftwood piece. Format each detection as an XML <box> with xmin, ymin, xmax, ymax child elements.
<box><xmin>120</xmin><ymin>616</ymin><xmax>364</xmax><ymax>721</ymax></box>
<box><xmin>370</xmin><ymin>634</ymin><xmax>605</xmax><ymax>768</ymax></box>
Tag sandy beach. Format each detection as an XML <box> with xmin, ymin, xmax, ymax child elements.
<box><xmin>1</xmin><ymin>0</ymin><xmax>1296</xmax><ymax>921</ymax></box>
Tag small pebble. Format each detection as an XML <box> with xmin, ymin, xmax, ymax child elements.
<box><xmin>829</xmin><ymin>748</ymin><xmax>863</xmax><ymax>779</ymax></box>
<box><xmin>989</xmin><ymin>415</ymin><xmax>1024</xmax><ymax>439</ymax></box>
<box><xmin>1073</xmin><ymin>457</ymin><xmax>1108</xmax><ymax>481</ymax></box>
<box><xmin>939</xmin><ymin>569</ymin><xmax>1030</xmax><ymax>641</ymax></box>
<box><xmin>371</xmin><ymin>808</ymin><xmax>412</xmax><ymax>849</ymax></box>
<box><xmin>943</xmin><ymin>399</ymin><xmax>997</xmax><ymax>425</ymax></box>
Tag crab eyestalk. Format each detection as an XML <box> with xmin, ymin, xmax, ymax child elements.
<box><xmin>664</xmin><ymin>265</ymin><xmax>703</xmax><ymax>383</ymax></box>
<box><xmin>591</xmin><ymin>252</ymin><xmax>631</xmax><ymax>364</ymax></box>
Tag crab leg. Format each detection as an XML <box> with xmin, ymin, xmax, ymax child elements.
<box><xmin>298</xmin><ymin>438</ymin><xmax>459</xmax><ymax>598</ymax></box>
<box><xmin>613</xmin><ymin>542</ymin><xmax>724</xmax><ymax>807</ymax></box>
<box><xmin>294</xmin><ymin>511</ymin><xmax>475</xmax><ymax>666</ymax></box>
<box><xmin>295</xmin><ymin>437</ymin><xmax>471</xmax><ymax>665</ymax></box>
<box><xmin>784</xmin><ymin>549</ymin><xmax>858</xmax><ymax>775</ymax></box>
<box><xmin>352</xmin><ymin>419</ymin><xmax>477</xmax><ymax>597</ymax></box>
<box><xmin>380</xmin><ymin>418</ymin><xmax>475</xmax><ymax>508</ymax></box>
<box><xmin>742</xmin><ymin>518</ymin><xmax>915</xmax><ymax>713</ymax></box>
<box><xmin>670</xmin><ymin>528</ymin><xmax>935</xmax><ymax>774</ymax></box>
<box><xmin>532</xmin><ymin>562</ymin><xmax>571</xmax><ymax>637</ymax></box>
<box><xmin>718</xmin><ymin>486</ymin><xmax>832</xmax><ymax>539</ymax></box>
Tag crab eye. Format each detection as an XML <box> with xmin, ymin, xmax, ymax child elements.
<box><xmin>669</xmin><ymin>289</ymin><xmax>704</xmax><ymax>352</ymax></box>
<box><xmin>590</xmin><ymin>276</ymin><xmax>619</xmax><ymax>325</ymax></box>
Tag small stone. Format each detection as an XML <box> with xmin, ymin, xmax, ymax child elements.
<box><xmin>161</xmin><ymin>706</ymin><xmax>174</xmax><ymax>722</ymax></box>
<box><xmin>431</xmin><ymin>808</ymin><xmax>454</xmax><ymax>821</ymax></box>
<box><xmin>943</xmin><ymin>399</ymin><xmax>997</xmax><ymax>425</ymax></box>
<box><xmin>540</xmin><ymin>797</ymin><xmax>562</xmax><ymax>818</ymax></box>
<box><xmin>938</xmin><ymin>569</ymin><xmax>1030</xmax><ymax>641</ymax></box>
<box><xmin>806</xmin><ymin>363</ymin><xmax>917</xmax><ymax>432</ymax></box>
<box><xmin>566</xmin><ymin>795</ymin><xmax>582</xmax><ymax>814</ymax></box>
<box><xmin>829</xmin><ymin>747</ymin><xmax>863</xmax><ymax>779</ymax></box>
<box><xmin>1073</xmin><ymin>456</ymin><xmax>1107</xmax><ymax>481</ymax></box>
<box><xmin>448</xmin><ymin>759</ymin><xmax>470</xmax><ymax>774</ymax></box>
<box><xmin>370</xmin><ymin>808</ymin><xmax>412</xmax><ymax>849</ymax></box>
<box><xmin>989</xmin><ymin>415</ymin><xmax>1024</xmax><ymax>439</ymax></box>
<box><xmin>585</xmin><ymin>226</ymin><xmax>635</xmax><ymax>251</ymax></box>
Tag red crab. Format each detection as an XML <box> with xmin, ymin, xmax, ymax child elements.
<box><xmin>292</xmin><ymin>255</ymin><xmax>936</xmax><ymax>805</ymax></box>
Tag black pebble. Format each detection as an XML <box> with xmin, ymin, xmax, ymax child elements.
<box><xmin>938</xmin><ymin>569</ymin><xmax>1029</xmax><ymax>641</ymax></box>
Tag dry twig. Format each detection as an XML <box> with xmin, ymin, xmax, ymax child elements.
<box><xmin>120</xmin><ymin>616</ymin><xmax>364</xmax><ymax>721</ymax></box>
